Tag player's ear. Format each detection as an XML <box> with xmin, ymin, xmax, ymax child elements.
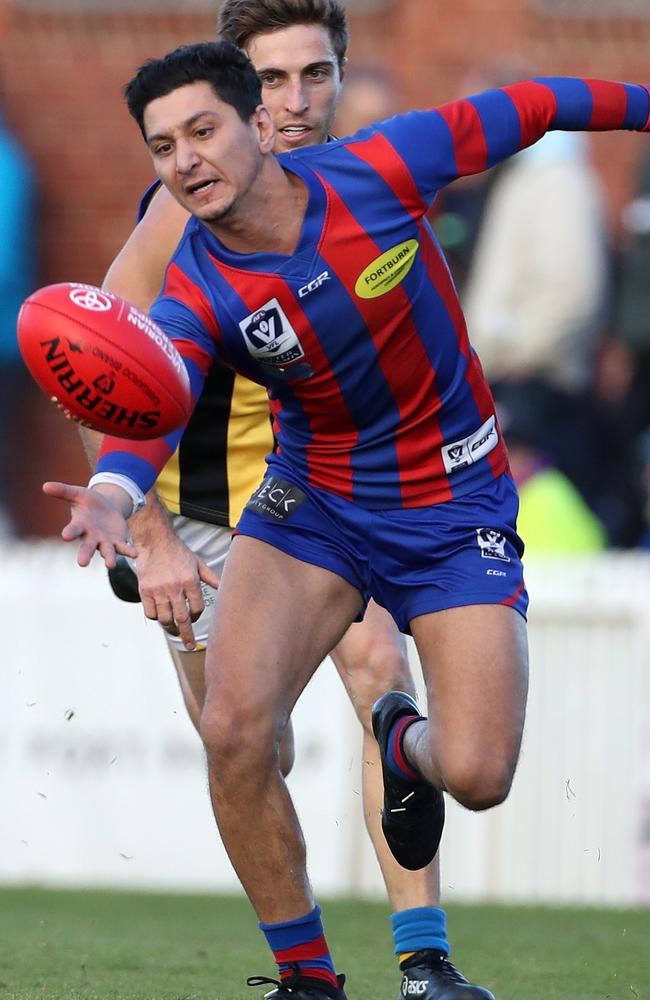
<box><xmin>254</xmin><ymin>104</ymin><xmax>275</xmax><ymax>154</ymax></box>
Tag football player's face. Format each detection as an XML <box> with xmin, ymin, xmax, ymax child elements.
<box><xmin>246</xmin><ymin>24</ymin><xmax>343</xmax><ymax>152</ymax></box>
<box><xmin>144</xmin><ymin>81</ymin><xmax>272</xmax><ymax>223</ymax></box>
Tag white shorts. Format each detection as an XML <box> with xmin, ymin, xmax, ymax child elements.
<box><xmin>132</xmin><ymin>515</ymin><xmax>232</xmax><ymax>651</ymax></box>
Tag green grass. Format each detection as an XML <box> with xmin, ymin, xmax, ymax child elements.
<box><xmin>0</xmin><ymin>887</ymin><xmax>648</xmax><ymax>1000</ymax></box>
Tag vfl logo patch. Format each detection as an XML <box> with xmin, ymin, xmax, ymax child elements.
<box><xmin>355</xmin><ymin>239</ymin><xmax>419</xmax><ymax>299</ymax></box>
<box><xmin>476</xmin><ymin>528</ymin><xmax>510</xmax><ymax>562</ymax></box>
<box><xmin>246</xmin><ymin>476</ymin><xmax>306</xmax><ymax>522</ymax></box>
<box><xmin>441</xmin><ymin>415</ymin><xmax>498</xmax><ymax>474</ymax></box>
<box><xmin>240</xmin><ymin>299</ymin><xmax>305</xmax><ymax>368</ymax></box>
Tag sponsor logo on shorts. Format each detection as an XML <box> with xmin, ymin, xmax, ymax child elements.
<box><xmin>441</xmin><ymin>415</ymin><xmax>498</xmax><ymax>474</ymax></box>
<box><xmin>246</xmin><ymin>476</ymin><xmax>306</xmax><ymax>522</ymax></box>
<box><xmin>476</xmin><ymin>528</ymin><xmax>510</xmax><ymax>562</ymax></box>
<box><xmin>240</xmin><ymin>299</ymin><xmax>306</xmax><ymax>369</ymax></box>
<box><xmin>355</xmin><ymin>240</ymin><xmax>419</xmax><ymax>299</ymax></box>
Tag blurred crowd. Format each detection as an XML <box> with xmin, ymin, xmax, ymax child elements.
<box><xmin>4</xmin><ymin>61</ymin><xmax>650</xmax><ymax>554</ymax></box>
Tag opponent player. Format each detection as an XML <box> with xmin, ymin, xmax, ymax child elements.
<box><xmin>46</xmin><ymin>41</ymin><xmax>650</xmax><ymax>999</ymax></box>
<box><xmin>79</xmin><ymin>4</ymin><xmax>488</xmax><ymax>998</ymax></box>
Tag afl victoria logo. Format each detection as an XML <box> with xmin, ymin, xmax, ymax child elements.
<box><xmin>355</xmin><ymin>239</ymin><xmax>419</xmax><ymax>299</ymax></box>
<box><xmin>69</xmin><ymin>287</ymin><xmax>113</xmax><ymax>312</ymax></box>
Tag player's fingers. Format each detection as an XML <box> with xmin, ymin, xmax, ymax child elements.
<box><xmin>98</xmin><ymin>540</ymin><xmax>118</xmax><ymax>570</ymax></box>
<box><xmin>116</xmin><ymin>540</ymin><xmax>139</xmax><ymax>560</ymax></box>
<box><xmin>156</xmin><ymin>599</ymin><xmax>178</xmax><ymax>634</ymax></box>
<box><xmin>198</xmin><ymin>559</ymin><xmax>220</xmax><ymax>591</ymax></box>
<box><xmin>170</xmin><ymin>597</ymin><xmax>196</xmax><ymax>650</ymax></box>
<box><xmin>185</xmin><ymin>580</ymin><xmax>206</xmax><ymax>620</ymax></box>
<box><xmin>43</xmin><ymin>480</ymin><xmax>80</xmax><ymax>501</ymax></box>
<box><xmin>61</xmin><ymin>520</ymin><xmax>84</xmax><ymax>542</ymax></box>
<box><xmin>77</xmin><ymin>539</ymin><xmax>100</xmax><ymax>568</ymax></box>
<box><xmin>141</xmin><ymin>592</ymin><xmax>159</xmax><ymax>622</ymax></box>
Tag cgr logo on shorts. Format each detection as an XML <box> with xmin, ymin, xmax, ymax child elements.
<box><xmin>476</xmin><ymin>528</ymin><xmax>510</xmax><ymax>562</ymax></box>
<box><xmin>246</xmin><ymin>476</ymin><xmax>306</xmax><ymax>522</ymax></box>
<box><xmin>240</xmin><ymin>298</ymin><xmax>305</xmax><ymax>369</ymax></box>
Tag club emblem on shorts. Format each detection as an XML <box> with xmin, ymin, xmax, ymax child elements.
<box><xmin>246</xmin><ymin>476</ymin><xmax>306</xmax><ymax>522</ymax></box>
<box><xmin>476</xmin><ymin>528</ymin><xmax>510</xmax><ymax>562</ymax></box>
<box><xmin>240</xmin><ymin>298</ymin><xmax>305</xmax><ymax>369</ymax></box>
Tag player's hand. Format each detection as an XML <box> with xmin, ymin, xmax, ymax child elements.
<box><xmin>42</xmin><ymin>481</ymin><xmax>137</xmax><ymax>569</ymax></box>
<box><xmin>134</xmin><ymin>529</ymin><xmax>220</xmax><ymax>651</ymax></box>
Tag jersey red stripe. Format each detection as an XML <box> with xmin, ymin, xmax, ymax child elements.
<box><xmin>501</xmin><ymin>81</ymin><xmax>557</xmax><ymax>149</ymax></box>
<box><xmin>317</xmin><ymin>173</ymin><xmax>451</xmax><ymax>505</ymax></box>
<box><xmin>346</xmin><ymin>131</ymin><xmax>426</xmax><ymax>218</ymax></box>
<box><xmin>585</xmin><ymin>78</ymin><xmax>627</xmax><ymax>129</ymax></box>
<box><xmin>416</xmin><ymin>220</ymin><xmax>508</xmax><ymax>478</ymax></box>
<box><xmin>436</xmin><ymin>98</ymin><xmax>489</xmax><ymax>174</ymax></box>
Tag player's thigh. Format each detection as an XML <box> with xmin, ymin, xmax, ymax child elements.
<box><xmin>205</xmin><ymin>534</ymin><xmax>364</xmax><ymax>720</ymax></box>
<box><xmin>411</xmin><ymin>603</ymin><xmax>528</xmax><ymax>790</ymax></box>
<box><xmin>168</xmin><ymin>644</ymin><xmax>207</xmax><ymax>728</ymax></box>
<box><xmin>331</xmin><ymin>599</ymin><xmax>413</xmax><ymax>722</ymax></box>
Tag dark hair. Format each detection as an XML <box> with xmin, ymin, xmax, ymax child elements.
<box><xmin>124</xmin><ymin>40</ymin><xmax>262</xmax><ymax>137</ymax></box>
<box><xmin>218</xmin><ymin>0</ymin><xmax>348</xmax><ymax>71</ymax></box>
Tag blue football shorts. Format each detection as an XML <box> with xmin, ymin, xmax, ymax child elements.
<box><xmin>235</xmin><ymin>472</ymin><xmax>528</xmax><ymax>633</ymax></box>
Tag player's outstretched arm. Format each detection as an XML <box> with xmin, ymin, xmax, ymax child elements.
<box><xmin>42</xmin><ymin>481</ymin><xmax>136</xmax><ymax>569</ymax></box>
<box><xmin>103</xmin><ymin>184</ymin><xmax>189</xmax><ymax>313</ymax></box>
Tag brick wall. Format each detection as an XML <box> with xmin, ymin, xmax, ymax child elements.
<box><xmin>3</xmin><ymin>0</ymin><xmax>649</xmax><ymax>535</ymax></box>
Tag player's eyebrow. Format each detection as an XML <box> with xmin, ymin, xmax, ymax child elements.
<box><xmin>147</xmin><ymin>110</ymin><xmax>218</xmax><ymax>145</ymax></box>
<box><xmin>258</xmin><ymin>59</ymin><xmax>336</xmax><ymax>76</ymax></box>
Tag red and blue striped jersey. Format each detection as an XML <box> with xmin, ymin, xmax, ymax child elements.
<box><xmin>97</xmin><ymin>77</ymin><xmax>650</xmax><ymax>509</ymax></box>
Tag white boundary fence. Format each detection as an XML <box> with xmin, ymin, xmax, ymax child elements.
<box><xmin>3</xmin><ymin>542</ymin><xmax>650</xmax><ymax>905</ymax></box>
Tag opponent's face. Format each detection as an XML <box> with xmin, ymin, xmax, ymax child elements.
<box><xmin>246</xmin><ymin>23</ymin><xmax>343</xmax><ymax>152</ymax></box>
<box><xmin>144</xmin><ymin>81</ymin><xmax>273</xmax><ymax>224</ymax></box>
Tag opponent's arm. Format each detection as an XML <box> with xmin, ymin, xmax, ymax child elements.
<box><xmin>90</xmin><ymin>187</ymin><xmax>216</xmax><ymax>648</ymax></box>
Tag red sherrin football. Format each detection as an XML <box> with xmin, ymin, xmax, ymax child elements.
<box><xmin>17</xmin><ymin>282</ymin><xmax>191</xmax><ymax>440</ymax></box>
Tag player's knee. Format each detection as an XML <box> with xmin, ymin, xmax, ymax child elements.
<box><xmin>442</xmin><ymin>756</ymin><xmax>515</xmax><ymax>812</ymax></box>
<box><xmin>199</xmin><ymin>699</ymin><xmax>279</xmax><ymax>781</ymax></box>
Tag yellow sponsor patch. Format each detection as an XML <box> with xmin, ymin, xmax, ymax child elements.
<box><xmin>354</xmin><ymin>239</ymin><xmax>419</xmax><ymax>299</ymax></box>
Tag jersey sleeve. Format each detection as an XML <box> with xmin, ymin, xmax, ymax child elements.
<box><xmin>95</xmin><ymin>286</ymin><xmax>218</xmax><ymax>494</ymax></box>
<box><xmin>375</xmin><ymin>77</ymin><xmax>650</xmax><ymax>205</ymax></box>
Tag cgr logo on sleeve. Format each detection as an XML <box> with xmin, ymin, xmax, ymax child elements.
<box><xmin>246</xmin><ymin>476</ymin><xmax>306</xmax><ymax>522</ymax></box>
<box><xmin>240</xmin><ymin>298</ymin><xmax>305</xmax><ymax>369</ymax></box>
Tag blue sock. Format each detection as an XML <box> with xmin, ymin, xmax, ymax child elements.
<box><xmin>391</xmin><ymin>906</ymin><xmax>449</xmax><ymax>961</ymax></box>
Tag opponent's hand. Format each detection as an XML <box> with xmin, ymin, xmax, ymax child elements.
<box><xmin>134</xmin><ymin>522</ymin><xmax>220</xmax><ymax>650</ymax></box>
<box><xmin>42</xmin><ymin>481</ymin><xmax>137</xmax><ymax>569</ymax></box>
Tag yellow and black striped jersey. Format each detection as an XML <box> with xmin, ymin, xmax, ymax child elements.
<box><xmin>155</xmin><ymin>358</ymin><xmax>273</xmax><ymax>528</ymax></box>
